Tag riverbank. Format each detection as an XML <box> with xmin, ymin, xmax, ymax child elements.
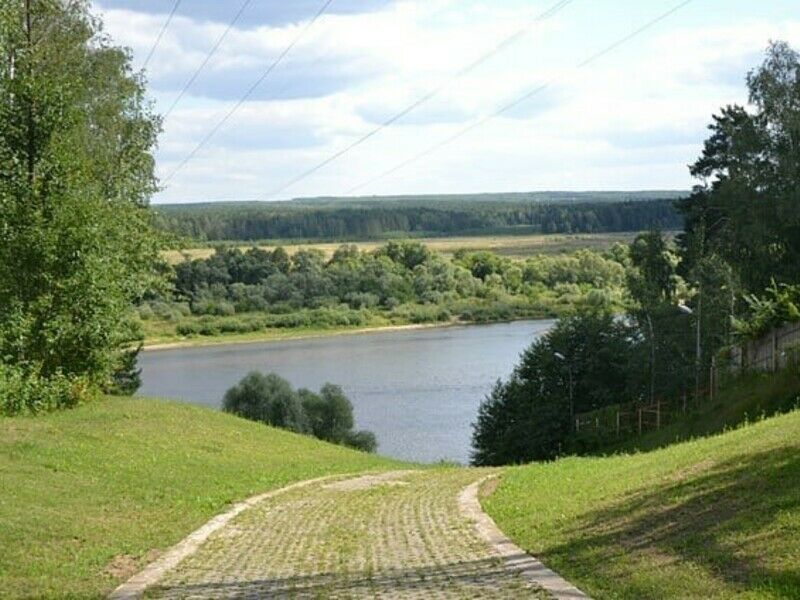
<box><xmin>144</xmin><ymin>321</ymin><xmax>454</xmax><ymax>351</ymax></box>
<box><xmin>142</xmin><ymin>315</ymin><xmax>551</xmax><ymax>351</ymax></box>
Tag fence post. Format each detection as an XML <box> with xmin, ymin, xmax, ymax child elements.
<box><xmin>773</xmin><ymin>329</ymin><xmax>778</xmax><ymax>373</ymax></box>
<box><xmin>656</xmin><ymin>401</ymin><xmax>661</xmax><ymax>430</ymax></box>
<box><xmin>575</xmin><ymin>417</ymin><xmax>580</xmax><ymax>433</ymax></box>
<box><xmin>710</xmin><ymin>356</ymin><xmax>716</xmax><ymax>402</ymax></box>
<box><xmin>638</xmin><ymin>408</ymin><xmax>642</xmax><ymax>435</ymax></box>
<box><xmin>616</xmin><ymin>410</ymin><xmax>620</xmax><ymax>436</ymax></box>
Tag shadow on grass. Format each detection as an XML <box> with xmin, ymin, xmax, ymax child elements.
<box><xmin>543</xmin><ymin>447</ymin><xmax>800</xmax><ymax>599</ymax></box>
<box><xmin>147</xmin><ymin>556</ymin><xmax>548</xmax><ymax>598</ymax></box>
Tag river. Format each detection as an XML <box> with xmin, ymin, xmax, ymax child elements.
<box><xmin>137</xmin><ymin>319</ymin><xmax>553</xmax><ymax>463</ymax></box>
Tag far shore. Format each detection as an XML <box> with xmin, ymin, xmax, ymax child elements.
<box><xmin>142</xmin><ymin>316</ymin><xmax>553</xmax><ymax>352</ymax></box>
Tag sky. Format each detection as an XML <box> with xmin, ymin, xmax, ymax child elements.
<box><xmin>91</xmin><ymin>0</ymin><xmax>800</xmax><ymax>204</ymax></box>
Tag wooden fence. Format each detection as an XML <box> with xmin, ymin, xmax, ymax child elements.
<box><xmin>571</xmin><ymin>321</ymin><xmax>800</xmax><ymax>441</ymax></box>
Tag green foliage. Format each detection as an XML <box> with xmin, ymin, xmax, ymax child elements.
<box><xmin>0</xmin><ymin>363</ymin><xmax>93</xmax><ymax>416</ymax></box>
<box><xmin>0</xmin><ymin>1</ymin><xmax>162</xmax><ymax>395</ymax></box>
<box><xmin>153</xmin><ymin>242</ymin><xmax>629</xmax><ymax>342</ymax></box>
<box><xmin>300</xmin><ymin>384</ymin><xmax>354</xmax><ymax>444</ymax></box>
<box><xmin>223</xmin><ymin>372</ymin><xmax>377</xmax><ymax>452</ymax></box>
<box><xmin>733</xmin><ymin>280</ymin><xmax>800</xmax><ymax>340</ymax></box>
<box><xmin>344</xmin><ymin>429</ymin><xmax>378</xmax><ymax>453</ymax></box>
<box><xmin>223</xmin><ymin>372</ymin><xmax>309</xmax><ymax>434</ymax></box>
<box><xmin>677</xmin><ymin>41</ymin><xmax>800</xmax><ymax>294</ymax></box>
<box><xmin>471</xmin><ymin>307</ymin><xmax>637</xmax><ymax>465</ymax></box>
<box><xmin>104</xmin><ymin>344</ymin><xmax>143</xmax><ymax>396</ymax></box>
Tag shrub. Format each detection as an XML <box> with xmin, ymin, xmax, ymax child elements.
<box><xmin>137</xmin><ymin>304</ymin><xmax>154</xmax><ymax>320</ymax></box>
<box><xmin>222</xmin><ymin>372</ymin><xmax>308</xmax><ymax>434</ymax></box>
<box><xmin>222</xmin><ymin>371</ymin><xmax>377</xmax><ymax>452</ymax></box>
<box><xmin>0</xmin><ymin>365</ymin><xmax>94</xmax><ymax>416</ymax></box>
<box><xmin>344</xmin><ymin>430</ymin><xmax>378</xmax><ymax>453</ymax></box>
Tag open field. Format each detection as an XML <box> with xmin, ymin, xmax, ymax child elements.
<box><xmin>0</xmin><ymin>398</ymin><xmax>403</xmax><ymax>599</ymax></box>
<box><xmin>484</xmin><ymin>408</ymin><xmax>800</xmax><ymax>599</ymax></box>
<box><xmin>162</xmin><ymin>232</ymin><xmax>643</xmax><ymax>264</ymax></box>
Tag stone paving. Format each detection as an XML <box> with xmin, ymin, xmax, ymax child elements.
<box><xmin>145</xmin><ymin>469</ymin><xmax>550</xmax><ymax>599</ymax></box>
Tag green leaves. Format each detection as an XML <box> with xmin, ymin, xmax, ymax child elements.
<box><xmin>0</xmin><ymin>1</ymin><xmax>162</xmax><ymax>394</ymax></box>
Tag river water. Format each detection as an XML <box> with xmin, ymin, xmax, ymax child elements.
<box><xmin>137</xmin><ymin>319</ymin><xmax>553</xmax><ymax>463</ymax></box>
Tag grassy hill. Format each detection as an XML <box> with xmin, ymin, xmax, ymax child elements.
<box><xmin>484</xmin><ymin>408</ymin><xmax>800</xmax><ymax>599</ymax></box>
<box><xmin>0</xmin><ymin>398</ymin><xmax>403</xmax><ymax>598</ymax></box>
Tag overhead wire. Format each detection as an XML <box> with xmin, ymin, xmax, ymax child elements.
<box><xmin>142</xmin><ymin>0</ymin><xmax>182</xmax><ymax>71</ymax></box>
<box><xmin>344</xmin><ymin>0</ymin><xmax>695</xmax><ymax>196</ymax></box>
<box><xmin>162</xmin><ymin>0</ymin><xmax>335</xmax><ymax>185</ymax></box>
<box><xmin>162</xmin><ymin>0</ymin><xmax>253</xmax><ymax>121</ymax></box>
<box><xmin>263</xmin><ymin>0</ymin><xmax>576</xmax><ymax>200</ymax></box>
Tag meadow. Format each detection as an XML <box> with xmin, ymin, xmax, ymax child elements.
<box><xmin>162</xmin><ymin>232</ymin><xmax>642</xmax><ymax>264</ymax></box>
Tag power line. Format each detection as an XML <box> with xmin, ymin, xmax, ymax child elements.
<box><xmin>142</xmin><ymin>0</ymin><xmax>182</xmax><ymax>71</ymax></box>
<box><xmin>263</xmin><ymin>0</ymin><xmax>576</xmax><ymax>200</ymax></box>
<box><xmin>346</xmin><ymin>0</ymin><xmax>695</xmax><ymax>196</ymax></box>
<box><xmin>162</xmin><ymin>0</ymin><xmax>335</xmax><ymax>185</ymax></box>
<box><xmin>162</xmin><ymin>0</ymin><xmax>253</xmax><ymax>121</ymax></box>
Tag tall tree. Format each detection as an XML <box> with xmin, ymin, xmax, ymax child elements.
<box><xmin>678</xmin><ymin>41</ymin><xmax>800</xmax><ymax>293</ymax></box>
<box><xmin>0</xmin><ymin>0</ymin><xmax>162</xmax><ymax>390</ymax></box>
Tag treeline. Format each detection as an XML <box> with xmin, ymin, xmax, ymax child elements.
<box><xmin>141</xmin><ymin>240</ymin><xmax>628</xmax><ymax>337</ymax></box>
<box><xmin>155</xmin><ymin>197</ymin><xmax>683</xmax><ymax>242</ymax></box>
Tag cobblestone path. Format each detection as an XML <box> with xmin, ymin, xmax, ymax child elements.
<box><xmin>145</xmin><ymin>469</ymin><xmax>549</xmax><ymax>599</ymax></box>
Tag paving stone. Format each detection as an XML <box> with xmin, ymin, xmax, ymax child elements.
<box><xmin>146</xmin><ymin>470</ymin><xmax>550</xmax><ymax>599</ymax></box>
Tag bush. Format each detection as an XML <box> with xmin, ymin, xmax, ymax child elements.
<box><xmin>191</xmin><ymin>298</ymin><xmax>236</xmax><ymax>316</ymax></box>
<box><xmin>0</xmin><ymin>365</ymin><xmax>93</xmax><ymax>416</ymax></box>
<box><xmin>344</xmin><ymin>430</ymin><xmax>378</xmax><ymax>453</ymax></box>
<box><xmin>222</xmin><ymin>371</ymin><xmax>377</xmax><ymax>452</ymax></box>
<box><xmin>222</xmin><ymin>372</ymin><xmax>308</xmax><ymax>433</ymax></box>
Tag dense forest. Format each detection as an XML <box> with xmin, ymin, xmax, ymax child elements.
<box><xmin>155</xmin><ymin>193</ymin><xmax>684</xmax><ymax>242</ymax></box>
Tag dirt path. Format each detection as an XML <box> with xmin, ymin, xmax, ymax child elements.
<box><xmin>116</xmin><ymin>470</ymin><xmax>586</xmax><ymax>599</ymax></box>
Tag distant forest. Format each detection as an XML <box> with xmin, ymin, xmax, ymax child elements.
<box><xmin>155</xmin><ymin>191</ymin><xmax>685</xmax><ymax>242</ymax></box>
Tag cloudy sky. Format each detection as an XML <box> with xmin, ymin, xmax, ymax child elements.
<box><xmin>92</xmin><ymin>0</ymin><xmax>800</xmax><ymax>204</ymax></box>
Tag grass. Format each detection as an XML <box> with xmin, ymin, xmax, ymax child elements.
<box><xmin>162</xmin><ymin>232</ymin><xmax>642</xmax><ymax>264</ymax></box>
<box><xmin>484</xmin><ymin>408</ymin><xmax>800</xmax><ymax>599</ymax></box>
<box><xmin>0</xmin><ymin>397</ymin><xmax>404</xmax><ymax>599</ymax></box>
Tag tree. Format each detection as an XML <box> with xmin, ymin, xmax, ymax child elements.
<box><xmin>222</xmin><ymin>372</ymin><xmax>308</xmax><ymax>433</ymax></box>
<box><xmin>678</xmin><ymin>41</ymin><xmax>800</xmax><ymax>293</ymax></box>
<box><xmin>223</xmin><ymin>372</ymin><xmax>377</xmax><ymax>452</ymax></box>
<box><xmin>471</xmin><ymin>306</ymin><xmax>637</xmax><ymax>465</ymax></box>
<box><xmin>0</xmin><ymin>0</ymin><xmax>162</xmax><ymax>395</ymax></box>
<box><xmin>299</xmin><ymin>383</ymin><xmax>355</xmax><ymax>443</ymax></box>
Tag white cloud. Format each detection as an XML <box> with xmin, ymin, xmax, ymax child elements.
<box><xmin>93</xmin><ymin>1</ymin><xmax>800</xmax><ymax>202</ymax></box>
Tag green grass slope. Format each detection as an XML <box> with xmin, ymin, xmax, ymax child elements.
<box><xmin>0</xmin><ymin>398</ymin><xmax>403</xmax><ymax>598</ymax></box>
<box><xmin>485</xmin><ymin>409</ymin><xmax>800</xmax><ymax>599</ymax></box>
